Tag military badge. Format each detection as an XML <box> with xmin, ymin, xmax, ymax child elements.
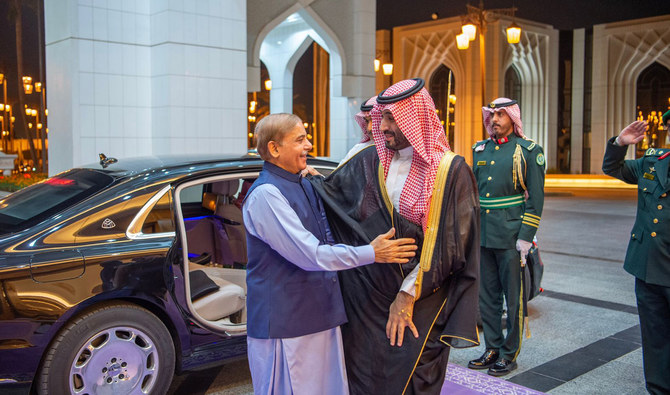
<box><xmin>536</xmin><ymin>153</ymin><xmax>545</xmax><ymax>166</ymax></box>
<box><xmin>475</xmin><ymin>144</ymin><xmax>485</xmax><ymax>152</ymax></box>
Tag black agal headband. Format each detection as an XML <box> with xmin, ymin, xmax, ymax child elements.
<box><xmin>360</xmin><ymin>101</ymin><xmax>374</xmax><ymax>112</ymax></box>
<box><xmin>377</xmin><ymin>78</ymin><xmax>425</xmax><ymax>104</ymax></box>
<box><xmin>487</xmin><ymin>100</ymin><xmax>517</xmax><ymax>109</ymax></box>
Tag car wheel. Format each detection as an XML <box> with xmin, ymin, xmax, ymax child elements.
<box><xmin>37</xmin><ymin>303</ymin><xmax>175</xmax><ymax>395</ymax></box>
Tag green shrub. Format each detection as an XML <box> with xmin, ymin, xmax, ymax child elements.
<box><xmin>0</xmin><ymin>173</ymin><xmax>48</xmax><ymax>192</ymax></box>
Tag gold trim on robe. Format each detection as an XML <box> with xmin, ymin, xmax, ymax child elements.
<box><xmin>414</xmin><ymin>151</ymin><xmax>457</xmax><ymax>300</ymax></box>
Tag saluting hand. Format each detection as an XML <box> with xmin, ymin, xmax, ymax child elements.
<box><xmin>616</xmin><ymin>121</ymin><xmax>647</xmax><ymax>146</ymax></box>
<box><xmin>386</xmin><ymin>291</ymin><xmax>419</xmax><ymax>347</ymax></box>
<box><xmin>370</xmin><ymin>228</ymin><xmax>417</xmax><ymax>264</ymax></box>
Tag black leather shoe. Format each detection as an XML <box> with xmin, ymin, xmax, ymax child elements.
<box><xmin>488</xmin><ymin>358</ymin><xmax>517</xmax><ymax>376</ymax></box>
<box><xmin>468</xmin><ymin>349</ymin><xmax>499</xmax><ymax>370</ymax></box>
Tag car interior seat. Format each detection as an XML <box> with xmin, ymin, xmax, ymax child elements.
<box><xmin>189</xmin><ymin>266</ymin><xmax>246</xmax><ymax>321</ymax></box>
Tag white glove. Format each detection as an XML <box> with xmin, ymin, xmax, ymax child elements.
<box><xmin>516</xmin><ymin>239</ymin><xmax>532</xmax><ymax>266</ymax></box>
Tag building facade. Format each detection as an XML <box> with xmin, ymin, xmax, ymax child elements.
<box><xmin>379</xmin><ymin>14</ymin><xmax>670</xmax><ymax>172</ymax></box>
<box><xmin>45</xmin><ymin>0</ymin><xmax>375</xmax><ymax>175</ymax></box>
<box><xmin>584</xmin><ymin>15</ymin><xmax>670</xmax><ymax>173</ymax></box>
<box><xmin>43</xmin><ymin>2</ymin><xmax>669</xmax><ymax>175</ymax></box>
<box><xmin>380</xmin><ymin>16</ymin><xmax>559</xmax><ymax>166</ymax></box>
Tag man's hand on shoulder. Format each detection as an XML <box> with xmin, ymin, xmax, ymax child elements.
<box><xmin>370</xmin><ymin>228</ymin><xmax>417</xmax><ymax>263</ymax></box>
<box><xmin>616</xmin><ymin>121</ymin><xmax>647</xmax><ymax>146</ymax></box>
<box><xmin>386</xmin><ymin>291</ymin><xmax>419</xmax><ymax>347</ymax></box>
<box><xmin>302</xmin><ymin>165</ymin><xmax>323</xmax><ymax>177</ymax></box>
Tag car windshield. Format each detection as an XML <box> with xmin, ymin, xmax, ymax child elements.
<box><xmin>0</xmin><ymin>169</ymin><xmax>114</xmax><ymax>233</ymax></box>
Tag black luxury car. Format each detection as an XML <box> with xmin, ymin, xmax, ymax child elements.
<box><xmin>0</xmin><ymin>153</ymin><xmax>336</xmax><ymax>394</ymax></box>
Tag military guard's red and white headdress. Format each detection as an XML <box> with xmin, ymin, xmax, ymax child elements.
<box><xmin>481</xmin><ymin>97</ymin><xmax>525</xmax><ymax>138</ymax></box>
<box><xmin>371</xmin><ymin>78</ymin><xmax>451</xmax><ymax>229</ymax></box>
<box><xmin>354</xmin><ymin>96</ymin><xmax>377</xmax><ymax>143</ymax></box>
<box><xmin>483</xmin><ymin>97</ymin><xmax>530</xmax><ymax>191</ymax></box>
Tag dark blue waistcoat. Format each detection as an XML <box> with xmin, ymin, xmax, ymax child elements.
<box><xmin>245</xmin><ymin>162</ymin><xmax>347</xmax><ymax>339</ymax></box>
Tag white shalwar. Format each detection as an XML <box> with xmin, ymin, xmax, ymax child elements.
<box><xmin>247</xmin><ymin>327</ymin><xmax>349</xmax><ymax>395</ymax></box>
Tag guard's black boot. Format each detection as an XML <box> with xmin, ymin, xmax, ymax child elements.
<box><xmin>467</xmin><ymin>349</ymin><xmax>499</xmax><ymax>370</ymax></box>
<box><xmin>488</xmin><ymin>358</ymin><xmax>518</xmax><ymax>376</ymax></box>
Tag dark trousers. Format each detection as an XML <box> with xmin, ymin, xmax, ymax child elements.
<box><xmin>635</xmin><ymin>278</ymin><xmax>670</xmax><ymax>395</ymax></box>
<box><xmin>479</xmin><ymin>246</ymin><xmax>524</xmax><ymax>361</ymax></box>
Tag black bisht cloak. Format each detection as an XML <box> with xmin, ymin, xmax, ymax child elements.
<box><xmin>309</xmin><ymin>146</ymin><xmax>481</xmax><ymax>394</ymax></box>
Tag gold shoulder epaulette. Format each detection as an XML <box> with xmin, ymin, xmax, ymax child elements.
<box><xmin>645</xmin><ymin>148</ymin><xmax>667</xmax><ymax>157</ymax></box>
<box><xmin>519</xmin><ymin>138</ymin><xmax>536</xmax><ymax>151</ymax></box>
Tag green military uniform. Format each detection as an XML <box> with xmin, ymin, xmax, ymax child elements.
<box><xmin>602</xmin><ymin>138</ymin><xmax>670</xmax><ymax>395</ymax></box>
<box><xmin>472</xmin><ymin>133</ymin><xmax>545</xmax><ymax>362</ymax></box>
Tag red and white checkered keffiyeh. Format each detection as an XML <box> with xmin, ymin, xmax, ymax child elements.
<box><xmin>354</xmin><ymin>96</ymin><xmax>377</xmax><ymax>143</ymax></box>
<box><xmin>481</xmin><ymin>97</ymin><xmax>525</xmax><ymax>138</ymax></box>
<box><xmin>371</xmin><ymin>79</ymin><xmax>451</xmax><ymax>229</ymax></box>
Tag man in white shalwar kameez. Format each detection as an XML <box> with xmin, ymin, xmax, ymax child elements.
<box><xmin>243</xmin><ymin>113</ymin><xmax>417</xmax><ymax>395</ymax></box>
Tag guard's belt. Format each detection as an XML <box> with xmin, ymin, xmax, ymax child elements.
<box><xmin>377</xmin><ymin>78</ymin><xmax>425</xmax><ymax>104</ymax></box>
<box><xmin>479</xmin><ymin>194</ymin><xmax>525</xmax><ymax>209</ymax></box>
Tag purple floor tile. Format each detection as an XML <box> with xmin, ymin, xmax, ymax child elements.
<box><xmin>441</xmin><ymin>363</ymin><xmax>545</xmax><ymax>395</ymax></box>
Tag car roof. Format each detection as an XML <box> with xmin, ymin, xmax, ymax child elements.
<box><xmin>78</xmin><ymin>153</ymin><xmax>337</xmax><ymax>179</ymax></box>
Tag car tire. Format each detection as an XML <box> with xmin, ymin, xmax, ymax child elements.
<box><xmin>37</xmin><ymin>303</ymin><xmax>175</xmax><ymax>395</ymax></box>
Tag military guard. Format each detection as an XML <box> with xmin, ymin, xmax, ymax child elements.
<box><xmin>602</xmin><ymin>118</ymin><xmax>670</xmax><ymax>395</ymax></box>
<box><xmin>468</xmin><ymin>98</ymin><xmax>545</xmax><ymax>376</ymax></box>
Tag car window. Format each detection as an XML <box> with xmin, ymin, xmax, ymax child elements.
<box><xmin>142</xmin><ymin>190</ymin><xmax>174</xmax><ymax>234</ymax></box>
<box><xmin>0</xmin><ymin>169</ymin><xmax>114</xmax><ymax>233</ymax></box>
<box><xmin>75</xmin><ymin>184</ymin><xmax>170</xmax><ymax>243</ymax></box>
<box><xmin>180</xmin><ymin>184</ymin><xmax>209</xmax><ymax>219</ymax></box>
<box><xmin>180</xmin><ymin>184</ymin><xmax>203</xmax><ymax>204</ymax></box>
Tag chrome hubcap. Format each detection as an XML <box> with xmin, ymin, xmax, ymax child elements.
<box><xmin>69</xmin><ymin>326</ymin><xmax>159</xmax><ymax>395</ymax></box>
